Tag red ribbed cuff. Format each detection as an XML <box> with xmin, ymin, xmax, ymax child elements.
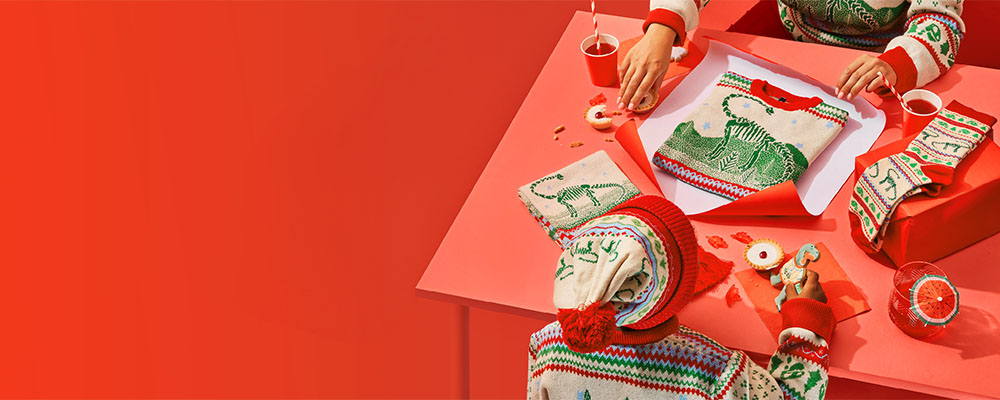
<box><xmin>781</xmin><ymin>298</ymin><xmax>836</xmax><ymax>341</ymax></box>
<box><xmin>879</xmin><ymin>47</ymin><xmax>918</xmax><ymax>94</ymax></box>
<box><xmin>643</xmin><ymin>8</ymin><xmax>686</xmax><ymax>46</ymax></box>
<box><xmin>946</xmin><ymin>100</ymin><xmax>998</xmax><ymax>130</ymax></box>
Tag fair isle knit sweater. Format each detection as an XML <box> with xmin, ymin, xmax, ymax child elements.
<box><xmin>528</xmin><ymin>298</ymin><xmax>836</xmax><ymax>399</ymax></box>
<box><xmin>646</xmin><ymin>0</ymin><xmax>963</xmax><ymax>93</ymax></box>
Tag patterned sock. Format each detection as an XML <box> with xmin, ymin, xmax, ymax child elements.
<box><xmin>849</xmin><ymin>101</ymin><xmax>996</xmax><ymax>252</ymax></box>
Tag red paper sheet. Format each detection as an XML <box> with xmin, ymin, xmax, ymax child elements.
<box><xmin>734</xmin><ymin>242</ymin><xmax>871</xmax><ymax>341</ymax></box>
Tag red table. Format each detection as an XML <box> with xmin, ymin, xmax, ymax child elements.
<box><xmin>418</xmin><ymin>11</ymin><xmax>1000</xmax><ymax>399</ymax></box>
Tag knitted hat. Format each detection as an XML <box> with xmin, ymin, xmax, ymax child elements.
<box><xmin>553</xmin><ymin>195</ymin><xmax>698</xmax><ymax>353</ymax></box>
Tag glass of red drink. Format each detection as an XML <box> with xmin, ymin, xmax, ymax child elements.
<box><xmin>901</xmin><ymin>89</ymin><xmax>942</xmax><ymax>137</ymax></box>
<box><xmin>580</xmin><ymin>33</ymin><xmax>619</xmax><ymax>87</ymax></box>
<box><xmin>889</xmin><ymin>261</ymin><xmax>960</xmax><ymax>338</ymax></box>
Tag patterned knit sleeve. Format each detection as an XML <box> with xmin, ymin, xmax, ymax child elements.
<box><xmin>878</xmin><ymin>0</ymin><xmax>964</xmax><ymax>93</ymax></box>
<box><xmin>527</xmin><ymin>333</ymin><xmax>540</xmax><ymax>400</ymax></box>
<box><xmin>760</xmin><ymin>298</ymin><xmax>836</xmax><ymax>399</ymax></box>
<box><xmin>645</xmin><ymin>0</ymin><xmax>711</xmax><ymax>45</ymax></box>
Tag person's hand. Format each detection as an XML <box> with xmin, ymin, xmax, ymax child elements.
<box><xmin>785</xmin><ymin>270</ymin><xmax>827</xmax><ymax>303</ymax></box>
<box><xmin>618</xmin><ymin>24</ymin><xmax>677</xmax><ymax>111</ymax></box>
<box><xmin>836</xmin><ymin>54</ymin><xmax>896</xmax><ymax>100</ymax></box>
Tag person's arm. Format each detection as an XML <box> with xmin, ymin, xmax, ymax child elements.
<box><xmin>748</xmin><ymin>270</ymin><xmax>836</xmax><ymax>399</ymax></box>
<box><xmin>618</xmin><ymin>0</ymin><xmax>710</xmax><ymax>110</ymax></box>
<box><xmin>836</xmin><ymin>0</ymin><xmax>964</xmax><ymax>99</ymax></box>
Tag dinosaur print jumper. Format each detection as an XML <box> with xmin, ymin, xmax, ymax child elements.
<box><xmin>528</xmin><ymin>298</ymin><xmax>837</xmax><ymax>400</ymax></box>
<box><xmin>653</xmin><ymin>71</ymin><xmax>849</xmax><ymax>200</ymax></box>
<box><xmin>645</xmin><ymin>0</ymin><xmax>963</xmax><ymax>93</ymax></box>
<box><xmin>518</xmin><ymin>151</ymin><xmax>641</xmax><ymax>248</ymax></box>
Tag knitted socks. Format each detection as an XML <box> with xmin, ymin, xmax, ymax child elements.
<box><xmin>849</xmin><ymin>101</ymin><xmax>996</xmax><ymax>252</ymax></box>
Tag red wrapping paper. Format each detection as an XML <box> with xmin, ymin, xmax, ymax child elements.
<box><xmin>854</xmin><ymin>136</ymin><xmax>1000</xmax><ymax>266</ymax></box>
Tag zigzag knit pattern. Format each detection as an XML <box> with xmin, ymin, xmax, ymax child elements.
<box><xmin>527</xmin><ymin>323</ymin><xmax>830</xmax><ymax>399</ymax></box>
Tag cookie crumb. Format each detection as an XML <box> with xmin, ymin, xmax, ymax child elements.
<box><xmin>604</xmin><ymin>137</ymin><xmax>614</xmax><ymax>142</ymax></box>
<box><xmin>707</xmin><ymin>235</ymin><xmax>728</xmax><ymax>249</ymax></box>
<box><xmin>612</xmin><ymin>110</ymin><xmax>623</xmax><ymax>115</ymax></box>
<box><xmin>570</xmin><ymin>141</ymin><xmax>584</xmax><ymax>148</ymax></box>
<box><xmin>553</xmin><ymin>134</ymin><xmax>559</xmax><ymax>141</ymax></box>
<box><xmin>553</xmin><ymin>125</ymin><xmax>565</xmax><ymax>133</ymax></box>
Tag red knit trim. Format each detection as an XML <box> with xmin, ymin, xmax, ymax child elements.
<box><xmin>749</xmin><ymin>79</ymin><xmax>822</xmax><ymax>111</ymax></box>
<box><xmin>609</xmin><ymin>195</ymin><xmax>698</xmax><ymax>329</ymax></box>
<box><xmin>643</xmin><ymin>8</ymin><xmax>686</xmax><ymax>46</ymax></box>
<box><xmin>945</xmin><ymin>100</ymin><xmax>998</xmax><ymax>130</ymax></box>
<box><xmin>611</xmin><ymin>316</ymin><xmax>679</xmax><ymax>346</ymax></box>
<box><xmin>879</xmin><ymin>47</ymin><xmax>917</xmax><ymax>94</ymax></box>
<box><xmin>781</xmin><ymin>298</ymin><xmax>836</xmax><ymax>341</ymax></box>
<box><xmin>716</xmin><ymin>82</ymin><xmax>847</xmax><ymax>126</ymax></box>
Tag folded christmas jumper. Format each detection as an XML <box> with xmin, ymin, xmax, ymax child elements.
<box><xmin>518</xmin><ymin>151</ymin><xmax>640</xmax><ymax>248</ymax></box>
<box><xmin>653</xmin><ymin>71</ymin><xmax>850</xmax><ymax>200</ymax></box>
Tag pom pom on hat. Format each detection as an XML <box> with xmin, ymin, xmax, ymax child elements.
<box><xmin>557</xmin><ymin>302</ymin><xmax>616</xmax><ymax>353</ymax></box>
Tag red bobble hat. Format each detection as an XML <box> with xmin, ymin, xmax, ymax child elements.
<box><xmin>553</xmin><ymin>195</ymin><xmax>698</xmax><ymax>353</ymax></box>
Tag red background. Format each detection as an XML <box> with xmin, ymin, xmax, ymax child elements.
<box><xmin>0</xmin><ymin>1</ymin><xmax>972</xmax><ymax>398</ymax></box>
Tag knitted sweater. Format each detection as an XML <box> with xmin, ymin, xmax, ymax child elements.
<box><xmin>653</xmin><ymin>71</ymin><xmax>849</xmax><ymax>200</ymax></box>
<box><xmin>528</xmin><ymin>298</ymin><xmax>836</xmax><ymax>399</ymax></box>
<box><xmin>646</xmin><ymin>0</ymin><xmax>964</xmax><ymax>92</ymax></box>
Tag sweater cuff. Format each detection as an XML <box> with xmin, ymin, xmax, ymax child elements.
<box><xmin>643</xmin><ymin>9</ymin><xmax>686</xmax><ymax>46</ymax></box>
<box><xmin>879</xmin><ymin>47</ymin><xmax>918</xmax><ymax>94</ymax></box>
<box><xmin>781</xmin><ymin>298</ymin><xmax>836</xmax><ymax>341</ymax></box>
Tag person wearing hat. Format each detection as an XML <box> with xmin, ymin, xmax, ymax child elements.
<box><xmin>527</xmin><ymin>195</ymin><xmax>834</xmax><ymax>399</ymax></box>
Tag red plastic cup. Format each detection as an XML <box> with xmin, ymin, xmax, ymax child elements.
<box><xmin>888</xmin><ymin>261</ymin><xmax>950</xmax><ymax>338</ymax></box>
<box><xmin>901</xmin><ymin>89</ymin><xmax>942</xmax><ymax>137</ymax></box>
<box><xmin>581</xmin><ymin>33</ymin><xmax>619</xmax><ymax>87</ymax></box>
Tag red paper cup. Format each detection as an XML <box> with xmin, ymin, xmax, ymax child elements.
<box><xmin>901</xmin><ymin>89</ymin><xmax>942</xmax><ymax>137</ymax></box>
<box><xmin>581</xmin><ymin>33</ymin><xmax>619</xmax><ymax>87</ymax></box>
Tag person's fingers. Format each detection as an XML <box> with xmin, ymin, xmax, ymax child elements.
<box><xmin>621</xmin><ymin>66</ymin><xmax>647</xmax><ymax>111</ymax></box>
<box><xmin>849</xmin><ymin>69</ymin><xmax>879</xmax><ymax>99</ymax></box>
<box><xmin>784</xmin><ymin>282</ymin><xmax>799</xmax><ymax>300</ymax></box>
<box><xmin>866</xmin><ymin>73</ymin><xmax>885</xmax><ymax>93</ymax></box>
<box><xmin>630</xmin><ymin>71</ymin><xmax>660</xmax><ymax>110</ymax></box>
<box><xmin>840</xmin><ymin>64</ymin><xmax>871</xmax><ymax>100</ymax></box>
<box><xmin>619</xmin><ymin>53</ymin><xmax>632</xmax><ymax>83</ymax></box>
<box><xmin>618</xmin><ymin>62</ymin><xmax>638</xmax><ymax>108</ymax></box>
<box><xmin>803</xmin><ymin>270</ymin><xmax>820</xmax><ymax>288</ymax></box>
<box><xmin>837</xmin><ymin>56</ymin><xmax>868</xmax><ymax>96</ymax></box>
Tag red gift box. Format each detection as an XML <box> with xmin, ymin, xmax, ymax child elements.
<box><xmin>853</xmin><ymin>136</ymin><xmax>1000</xmax><ymax>266</ymax></box>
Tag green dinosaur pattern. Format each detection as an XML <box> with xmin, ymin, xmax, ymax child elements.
<box><xmin>660</xmin><ymin>115</ymin><xmax>808</xmax><ymax>191</ymax></box>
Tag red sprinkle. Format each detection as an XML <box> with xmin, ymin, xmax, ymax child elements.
<box><xmin>731</xmin><ymin>231</ymin><xmax>753</xmax><ymax>244</ymax></box>
<box><xmin>589</xmin><ymin>93</ymin><xmax>607</xmax><ymax>106</ymax></box>
<box><xmin>725</xmin><ymin>285</ymin><xmax>741</xmax><ymax>307</ymax></box>
<box><xmin>707</xmin><ymin>235</ymin><xmax>728</xmax><ymax>249</ymax></box>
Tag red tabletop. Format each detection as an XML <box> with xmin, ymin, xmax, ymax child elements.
<box><xmin>417</xmin><ymin>11</ymin><xmax>1000</xmax><ymax>399</ymax></box>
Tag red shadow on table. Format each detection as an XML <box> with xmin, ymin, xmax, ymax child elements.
<box><xmin>924</xmin><ymin>305</ymin><xmax>1000</xmax><ymax>360</ymax></box>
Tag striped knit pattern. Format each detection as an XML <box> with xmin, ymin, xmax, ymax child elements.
<box><xmin>849</xmin><ymin>105</ymin><xmax>992</xmax><ymax>250</ymax></box>
<box><xmin>654</xmin><ymin>71</ymin><xmax>848</xmax><ymax>200</ymax></box>
<box><xmin>528</xmin><ymin>323</ymin><xmax>830</xmax><ymax>399</ymax></box>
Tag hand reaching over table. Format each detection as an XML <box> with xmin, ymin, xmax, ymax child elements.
<box><xmin>618</xmin><ymin>23</ymin><xmax>676</xmax><ymax>111</ymax></box>
<box><xmin>785</xmin><ymin>269</ymin><xmax>827</xmax><ymax>304</ymax></box>
<box><xmin>836</xmin><ymin>54</ymin><xmax>897</xmax><ymax>100</ymax></box>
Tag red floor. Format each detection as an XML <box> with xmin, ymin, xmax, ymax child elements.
<box><xmin>0</xmin><ymin>1</ymin><xmax>956</xmax><ymax>398</ymax></box>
